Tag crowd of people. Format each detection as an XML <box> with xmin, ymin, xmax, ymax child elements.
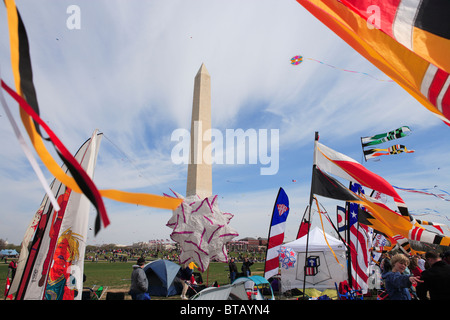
<box><xmin>379</xmin><ymin>250</ymin><xmax>450</xmax><ymax>300</ymax></box>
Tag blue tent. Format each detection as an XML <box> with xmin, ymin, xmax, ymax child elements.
<box><xmin>0</xmin><ymin>249</ymin><xmax>19</xmax><ymax>256</ymax></box>
<box><xmin>143</xmin><ymin>259</ymin><xmax>182</xmax><ymax>297</ymax></box>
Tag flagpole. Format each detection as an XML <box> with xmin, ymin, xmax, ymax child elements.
<box><xmin>302</xmin><ymin>131</ymin><xmax>319</xmax><ymax>299</ymax></box>
<box><xmin>346</xmin><ymin>182</ymin><xmax>353</xmax><ymax>289</ymax></box>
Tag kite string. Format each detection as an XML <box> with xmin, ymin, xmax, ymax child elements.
<box><xmin>303</xmin><ymin>57</ymin><xmax>394</xmax><ymax>82</ymax></box>
<box><xmin>393</xmin><ymin>185</ymin><xmax>450</xmax><ymax>202</ymax></box>
<box><xmin>102</xmin><ymin>133</ymin><xmax>168</xmax><ymax>196</ymax></box>
<box><xmin>314</xmin><ymin>197</ymin><xmax>344</xmax><ymax>269</ymax></box>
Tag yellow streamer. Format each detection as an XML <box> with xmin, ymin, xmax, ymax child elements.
<box><xmin>100</xmin><ymin>190</ymin><xmax>182</xmax><ymax>210</ymax></box>
<box><xmin>5</xmin><ymin>0</ymin><xmax>182</xmax><ymax>213</ymax></box>
<box><xmin>314</xmin><ymin>197</ymin><xmax>344</xmax><ymax>269</ymax></box>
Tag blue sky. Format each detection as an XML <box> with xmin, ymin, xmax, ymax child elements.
<box><xmin>0</xmin><ymin>0</ymin><xmax>449</xmax><ymax>246</ymax></box>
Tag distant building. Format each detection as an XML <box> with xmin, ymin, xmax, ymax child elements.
<box><xmin>227</xmin><ymin>237</ymin><xmax>267</xmax><ymax>252</ymax></box>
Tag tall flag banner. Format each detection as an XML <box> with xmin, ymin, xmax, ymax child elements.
<box><xmin>363</xmin><ymin>144</ymin><xmax>415</xmax><ymax>161</ymax></box>
<box><xmin>336</xmin><ymin>205</ymin><xmax>347</xmax><ymax>241</ymax></box>
<box><xmin>10</xmin><ymin>132</ymin><xmax>101</xmax><ymax>300</ymax></box>
<box><xmin>311</xmin><ymin>166</ymin><xmax>360</xmax><ymax>202</ymax></box>
<box><xmin>312</xmin><ymin>151</ymin><xmax>450</xmax><ymax>247</ymax></box>
<box><xmin>296</xmin><ymin>0</ymin><xmax>450</xmax><ymax>126</ymax></box>
<box><xmin>315</xmin><ymin>141</ymin><xmax>409</xmax><ymax>217</ymax></box>
<box><xmin>361</xmin><ymin>126</ymin><xmax>412</xmax><ymax>148</ymax></box>
<box><xmin>348</xmin><ymin>183</ymin><xmax>369</xmax><ymax>293</ymax></box>
<box><xmin>45</xmin><ymin>131</ymin><xmax>101</xmax><ymax>300</ymax></box>
<box><xmin>264</xmin><ymin>188</ymin><xmax>290</xmax><ymax>280</ymax></box>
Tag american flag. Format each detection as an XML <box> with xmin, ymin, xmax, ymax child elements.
<box><xmin>348</xmin><ymin>183</ymin><xmax>369</xmax><ymax>293</ymax></box>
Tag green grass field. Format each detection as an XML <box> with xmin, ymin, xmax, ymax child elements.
<box><xmin>0</xmin><ymin>258</ymin><xmax>265</xmax><ymax>300</ymax></box>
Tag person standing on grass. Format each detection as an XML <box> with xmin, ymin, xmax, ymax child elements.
<box><xmin>229</xmin><ymin>258</ymin><xmax>238</xmax><ymax>283</ymax></box>
<box><xmin>129</xmin><ymin>257</ymin><xmax>150</xmax><ymax>300</ymax></box>
<box><xmin>242</xmin><ymin>257</ymin><xmax>253</xmax><ymax>277</ymax></box>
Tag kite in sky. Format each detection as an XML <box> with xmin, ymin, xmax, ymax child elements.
<box><xmin>290</xmin><ymin>55</ymin><xmax>303</xmax><ymax>65</ymax></box>
<box><xmin>166</xmin><ymin>191</ymin><xmax>239</xmax><ymax>272</ymax></box>
<box><xmin>361</xmin><ymin>126</ymin><xmax>414</xmax><ymax>161</ymax></box>
<box><xmin>361</xmin><ymin>126</ymin><xmax>412</xmax><ymax>148</ymax></box>
<box><xmin>363</xmin><ymin>144</ymin><xmax>414</xmax><ymax>161</ymax></box>
<box><xmin>295</xmin><ymin>0</ymin><xmax>450</xmax><ymax>126</ymax></box>
<box><xmin>291</xmin><ymin>55</ymin><xmax>393</xmax><ymax>82</ymax></box>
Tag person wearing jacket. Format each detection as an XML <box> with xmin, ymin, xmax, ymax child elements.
<box><xmin>381</xmin><ymin>253</ymin><xmax>422</xmax><ymax>300</ymax></box>
<box><xmin>129</xmin><ymin>257</ymin><xmax>150</xmax><ymax>300</ymax></box>
<box><xmin>416</xmin><ymin>251</ymin><xmax>450</xmax><ymax>300</ymax></box>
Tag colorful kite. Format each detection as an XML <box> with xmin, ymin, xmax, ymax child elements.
<box><xmin>291</xmin><ymin>55</ymin><xmax>393</xmax><ymax>82</ymax></box>
<box><xmin>361</xmin><ymin>126</ymin><xmax>413</xmax><ymax>161</ymax></box>
<box><xmin>361</xmin><ymin>126</ymin><xmax>412</xmax><ymax>148</ymax></box>
<box><xmin>295</xmin><ymin>0</ymin><xmax>450</xmax><ymax>126</ymax></box>
<box><xmin>393</xmin><ymin>186</ymin><xmax>450</xmax><ymax>202</ymax></box>
<box><xmin>166</xmin><ymin>192</ymin><xmax>239</xmax><ymax>272</ymax></box>
<box><xmin>290</xmin><ymin>55</ymin><xmax>303</xmax><ymax>65</ymax></box>
<box><xmin>3</xmin><ymin>0</ymin><xmax>182</xmax><ymax>236</ymax></box>
<box><xmin>278</xmin><ymin>247</ymin><xmax>296</xmax><ymax>269</ymax></box>
<box><xmin>363</xmin><ymin>144</ymin><xmax>414</xmax><ymax>161</ymax></box>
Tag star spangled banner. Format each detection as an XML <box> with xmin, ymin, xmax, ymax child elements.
<box><xmin>348</xmin><ymin>183</ymin><xmax>369</xmax><ymax>293</ymax></box>
<box><xmin>264</xmin><ymin>187</ymin><xmax>290</xmax><ymax>280</ymax></box>
<box><xmin>361</xmin><ymin>126</ymin><xmax>412</xmax><ymax>148</ymax></box>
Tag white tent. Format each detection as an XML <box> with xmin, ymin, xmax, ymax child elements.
<box><xmin>191</xmin><ymin>276</ymin><xmax>274</xmax><ymax>300</ymax></box>
<box><xmin>280</xmin><ymin>227</ymin><xmax>348</xmax><ymax>291</ymax></box>
<box><xmin>190</xmin><ymin>283</ymin><xmax>248</xmax><ymax>300</ymax></box>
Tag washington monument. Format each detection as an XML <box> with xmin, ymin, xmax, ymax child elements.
<box><xmin>186</xmin><ymin>63</ymin><xmax>212</xmax><ymax>199</ymax></box>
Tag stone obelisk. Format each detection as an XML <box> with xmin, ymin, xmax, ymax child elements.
<box><xmin>186</xmin><ymin>63</ymin><xmax>212</xmax><ymax>199</ymax></box>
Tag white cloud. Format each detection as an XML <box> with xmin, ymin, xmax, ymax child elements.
<box><xmin>0</xmin><ymin>1</ymin><xmax>449</xmax><ymax>245</ymax></box>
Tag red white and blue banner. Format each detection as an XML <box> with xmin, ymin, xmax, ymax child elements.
<box><xmin>264</xmin><ymin>187</ymin><xmax>290</xmax><ymax>280</ymax></box>
<box><xmin>348</xmin><ymin>183</ymin><xmax>370</xmax><ymax>294</ymax></box>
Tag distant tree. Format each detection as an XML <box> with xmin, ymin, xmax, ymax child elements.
<box><xmin>0</xmin><ymin>239</ymin><xmax>7</xmax><ymax>250</ymax></box>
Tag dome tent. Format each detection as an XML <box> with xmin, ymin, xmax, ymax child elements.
<box><xmin>143</xmin><ymin>259</ymin><xmax>182</xmax><ymax>297</ymax></box>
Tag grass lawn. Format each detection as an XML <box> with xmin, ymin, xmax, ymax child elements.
<box><xmin>0</xmin><ymin>259</ymin><xmax>265</xmax><ymax>300</ymax></box>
